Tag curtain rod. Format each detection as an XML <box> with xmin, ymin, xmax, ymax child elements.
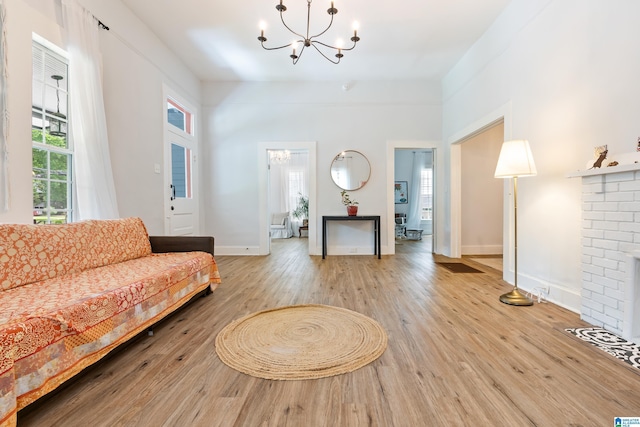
<box><xmin>97</xmin><ymin>18</ymin><xmax>109</xmax><ymax>31</ymax></box>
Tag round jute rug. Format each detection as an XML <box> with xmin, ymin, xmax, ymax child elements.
<box><xmin>215</xmin><ymin>304</ymin><xmax>387</xmax><ymax>380</ymax></box>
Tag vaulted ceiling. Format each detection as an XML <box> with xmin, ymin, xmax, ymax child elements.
<box><xmin>120</xmin><ymin>0</ymin><xmax>511</xmax><ymax>82</ymax></box>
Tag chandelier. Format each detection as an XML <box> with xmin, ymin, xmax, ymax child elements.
<box><xmin>258</xmin><ymin>0</ymin><xmax>360</xmax><ymax>65</ymax></box>
<box><xmin>269</xmin><ymin>150</ymin><xmax>292</xmax><ymax>164</ymax></box>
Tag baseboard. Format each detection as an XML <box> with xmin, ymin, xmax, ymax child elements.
<box><xmin>324</xmin><ymin>245</ymin><xmax>377</xmax><ymax>256</ymax></box>
<box><xmin>461</xmin><ymin>245</ymin><xmax>502</xmax><ymax>255</ymax></box>
<box><xmin>215</xmin><ymin>246</ymin><xmax>261</xmax><ymax>256</ymax></box>
<box><xmin>517</xmin><ymin>273</ymin><xmax>581</xmax><ymax>313</ymax></box>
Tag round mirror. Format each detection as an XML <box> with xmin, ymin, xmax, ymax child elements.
<box><xmin>330</xmin><ymin>150</ymin><xmax>371</xmax><ymax>191</ymax></box>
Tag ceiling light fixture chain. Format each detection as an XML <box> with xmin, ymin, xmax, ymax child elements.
<box><xmin>49</xmin><ymin>74</ymin><xmax>67</xmax><ymax>137</ymax></box>
<box><xmin>258</xmin><ymin>0</ymin><xmax>360</xmax><ymax>65</ymax></box>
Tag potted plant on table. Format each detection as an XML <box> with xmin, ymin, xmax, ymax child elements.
<box><xmin>340</xmin><ymin>190</ymin><xmax>359</xmax><ymax>216</ymax></box>
<box><xmin>292</xmin><ymin>193</ymin><xmax>309</xmax><ymax>226</ymax></box>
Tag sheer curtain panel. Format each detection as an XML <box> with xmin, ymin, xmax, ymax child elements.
<box><xmin>62</xmin><ymin>0</ymin><xmax>119</xmax><ymax>220</ymax></box>
<box><xmin>0</xmin><ymin>1</ymin><xmax>8</xmax><ymax>212</ymax></box>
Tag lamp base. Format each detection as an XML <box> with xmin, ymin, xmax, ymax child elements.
<box><xmin>499</xmin><ymin>288</ymin><xmax>533</xmax><ymax>306</ymax></box>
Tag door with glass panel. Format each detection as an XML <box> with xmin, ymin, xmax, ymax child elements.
<box><xmin>165</xmin><ymin>92</ymin><xmax>198</xmax><ymax>236</ymax></box>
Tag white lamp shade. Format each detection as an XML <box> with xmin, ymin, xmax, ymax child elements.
<box><xmin>494</xmin><ymin>139</ymin><xmax>537</xmax><ymax>178</ymax></box>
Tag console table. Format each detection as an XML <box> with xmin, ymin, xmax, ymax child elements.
<box><xmin>322</xmin><ymin>215</ymin><xmax>381</xmax><ymax>259</ymax></box>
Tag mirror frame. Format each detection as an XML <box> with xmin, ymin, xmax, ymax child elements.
<box><xmin>330</xmin><ymin>150</ymin><xmax>371</xmax><ymax>191</ymax></box>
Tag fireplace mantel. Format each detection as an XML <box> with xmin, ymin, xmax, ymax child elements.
<box><xmin>567</xmin><ymin>162</ymin><xmax>640</xmax><ymax>178</ymax></box>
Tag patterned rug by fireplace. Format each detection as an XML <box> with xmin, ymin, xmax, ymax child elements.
<box><xmin>565</xmin><ymin>327</ymin><xmax>640</xmax><ymax>370</ymax></box>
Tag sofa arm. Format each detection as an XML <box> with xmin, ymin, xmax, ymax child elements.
<box><xmin>148</xmin><ymin>236</ymin><xmax>215</xmax><ymax>256</ymax></box>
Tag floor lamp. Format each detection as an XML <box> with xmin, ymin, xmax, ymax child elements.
<box><xmin>494</xmin><ymin>140</ymin><xmax>537</xmax><ymax>306</ymax></box>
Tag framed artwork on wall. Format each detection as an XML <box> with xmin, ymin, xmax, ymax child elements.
<box><xmin>394</xmin><ymin>181</ymin><xmax>408</xmax><ymax>204</ymax></box>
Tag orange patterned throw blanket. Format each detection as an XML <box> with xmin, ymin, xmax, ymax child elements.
<box><xmin>0</xmin><ymin>218</ymin><xmax>221</xmax><ymax>427</ymax></box>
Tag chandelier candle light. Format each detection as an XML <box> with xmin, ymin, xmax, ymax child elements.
<box><xmin>258</xmin><ymin>0</ymin><xmax>360</xmax><ymax>64</ymax></box>
<box><xmin>494</xmin><ymin>139</ymin><xmax>537</xmax><ymax>306</ymax></box>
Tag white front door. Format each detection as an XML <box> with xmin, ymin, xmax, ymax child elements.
<box><xmin>164</xmin><ymin>87</ymin><xmax>198</xmax><ymax>236</ymax></box>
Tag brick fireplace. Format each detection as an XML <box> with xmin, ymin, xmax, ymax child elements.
<box><xmin>575</xmin><ymin>165</ymin><xmax>640</xmax><ymax>344</ymax></box>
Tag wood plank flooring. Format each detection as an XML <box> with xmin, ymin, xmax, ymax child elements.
<box><xmin>18</xmin><ymin>237</ymin><xmax>640</xmax><ymax>426</ymax></box>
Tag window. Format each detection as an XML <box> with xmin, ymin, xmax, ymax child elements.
<box><xmin>420</xmin><ymin>168</ymin><xmax>433</xmax><ymax>221</ymax></box>
<box><xmin>170</xmin><ymin>143</ymin><xmax>192</xmax><ymax>199</ymax></box>
<box><xmin>167</xmin><ymin>98</ymin><xmax>193</xmax><ymax>136</ymax></box>
<box><xmin>32</xmin><ymin>40</ymin><xmax>72</xmax><ymax>224</ymax></box>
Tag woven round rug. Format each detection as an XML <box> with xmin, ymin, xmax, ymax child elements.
<box><xmin>215</xmin><ymin>304</ymin><xmax>387</xmax><ymax>380</ymax></box>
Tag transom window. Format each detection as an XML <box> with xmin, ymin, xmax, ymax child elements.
<box><xmin>167</xmin><ymin>98</ymin><xmax>193</xmax><ymax>136</ymax></box>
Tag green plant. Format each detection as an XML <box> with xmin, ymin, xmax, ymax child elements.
<box><xmin>340</xmin><ymin>190</ymin><xmax>358</xmax><ymax>206</ymax></box>
<box><xmin>292</xmin><ymin>193</ymin><xmax>309</xmax><ymax>219</ymax></box>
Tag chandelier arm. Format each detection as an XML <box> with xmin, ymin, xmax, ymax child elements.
<box><xmin>309</xmin><ymin>42</ymin><xmax>340</xmax><ymax>64</ymax></box>
<box><xmin>309</xmin><ymin>12</ymin><xmax>335</xmax><ymax>40</ymax></box>
<box><xmin>292</xmin><ymin>44</ymin><xmax>308</xmax><ymax>65</ymax></box>
<box><xmin>313</xmin><ymin>39</ymin><xmax>357</xmax><ymax>51</ymax></box>
<box><xmin>261</xmin><ymin>40</ymin><xmax>303</xmax><ymax>51</ymax></box>
<box><xmin>279</xmin><ymin>10</ymin><xmax>306</xmax><ymax>40</ymax></box>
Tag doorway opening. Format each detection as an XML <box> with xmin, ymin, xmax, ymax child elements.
<box><xmin>387</xmin><ymin>141</ymin><xmax>438</xmax><ymax>255</ymax></box>
<box><xmin>258</xmin><ymin>141</ymin><xmax>317</xmax><ymax>256</ymax></box>
<box><xmin>393</xmin><ymin>148</ymin><xmax>434</xmax><ymax>253</ymax></box>
<box><xmin>163</xmin><ymin>86</ymin><xmax>198</xmax><ymax>236</ymax></box>
<box><xmin>268</xmin><ymin>149</ymin><xmax>309</xmax><ymax>242</ymax></box>
<box><xmin>459</xmin><ymin>121</ymin><xmax>504</xmax><ymax>271</ymax></box>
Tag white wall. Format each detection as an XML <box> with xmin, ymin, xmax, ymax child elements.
<box><xmin>202</xmin><ymin>81</ymin><xmax>442</xmax><ymax>255</ymax></box>
<box><xmin>442</xmin><ymin>0</ymin><xmax>640</xmax><ymax>311</ymax></box>
<box><xmin>0</xmin><ymin>0</ymin><xmax>201</xmax><ymax>235</ymax></box>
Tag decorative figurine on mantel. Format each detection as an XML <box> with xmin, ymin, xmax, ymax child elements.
<box><xmin>590</xmin><ymin>145</ymin><xmax>608</xmax><ymax>169</ymax></box>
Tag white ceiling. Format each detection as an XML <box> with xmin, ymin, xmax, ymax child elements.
<box><xmin>119</xmin><ymin>0</ymin><xmax>511</xmax><ymax>83</ymax></box>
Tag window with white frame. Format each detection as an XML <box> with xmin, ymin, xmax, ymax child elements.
<box><xmin>420</xmin><ymin>168</ymin><xmax>433</xmax><ymax>220</ymax></box>
<box><xmin>32</xmin><ymin>40</ymin><xmax>72</xmax><ymax>224</ymax></box>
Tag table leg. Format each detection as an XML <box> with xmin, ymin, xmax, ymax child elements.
<box><xmin>322</xmin><ymin>218</ymin><xmax>327</xmax><ymax>259</ymax></box>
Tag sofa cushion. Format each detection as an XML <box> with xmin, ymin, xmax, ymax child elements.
<box><xmin>0</xmin><ymin>252</ymin><xmax>214</xmax><ymax>333</ymax></box>
<box><xmin>0</xmin><ymin>217</ymin><xmax>151</xmax><ymax>291</ymax></box>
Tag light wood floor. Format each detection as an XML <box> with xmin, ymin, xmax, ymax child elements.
<box><xmin>18</xmin><ymin>238</ymin><xmax>640</xmax><ymax>426</ymax></box>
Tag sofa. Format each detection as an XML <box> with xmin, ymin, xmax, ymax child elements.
<box><xmin>0</xmin><ymin>217</ymin><xmax>221</xmax><ymax>427</ymax></box>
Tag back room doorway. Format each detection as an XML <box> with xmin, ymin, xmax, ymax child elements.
<box><xmin>258</xmin><ymin>141</ymin><xmax>318</xmax><ymax>256</ymax></box>
<box><xmin>460</xmin><ymin>120</ymin><xmax>504</xmax><ymax>270</ymax></box>
<box><xmin>392</xmin><ymin>145</ymin><xmax>436</xmax><ymax>254</ymax></box>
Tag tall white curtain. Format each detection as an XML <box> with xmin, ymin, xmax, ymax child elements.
<box><xmin>0</xmin><ymin>1</ymin><xmax>9</xmax><ymax>212</ymax></box>
<box><xmin>287</xmin><ymin>152</ymin><xmax>308</xmax><ymax>231</ymax></box>
<box><xmin>272</xmin><ymin>151</ymin><xmax>308</xmax><ymax>231</ymax></box>
<box><xmin>406</xmin><ymin>151</ymin><xmax>426</xmax><ymax>230</ymax></box>
<box><xmin>62</xmin><ymin>0</ymin><xmax>119</xmax><ymax>220</ymax></box>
